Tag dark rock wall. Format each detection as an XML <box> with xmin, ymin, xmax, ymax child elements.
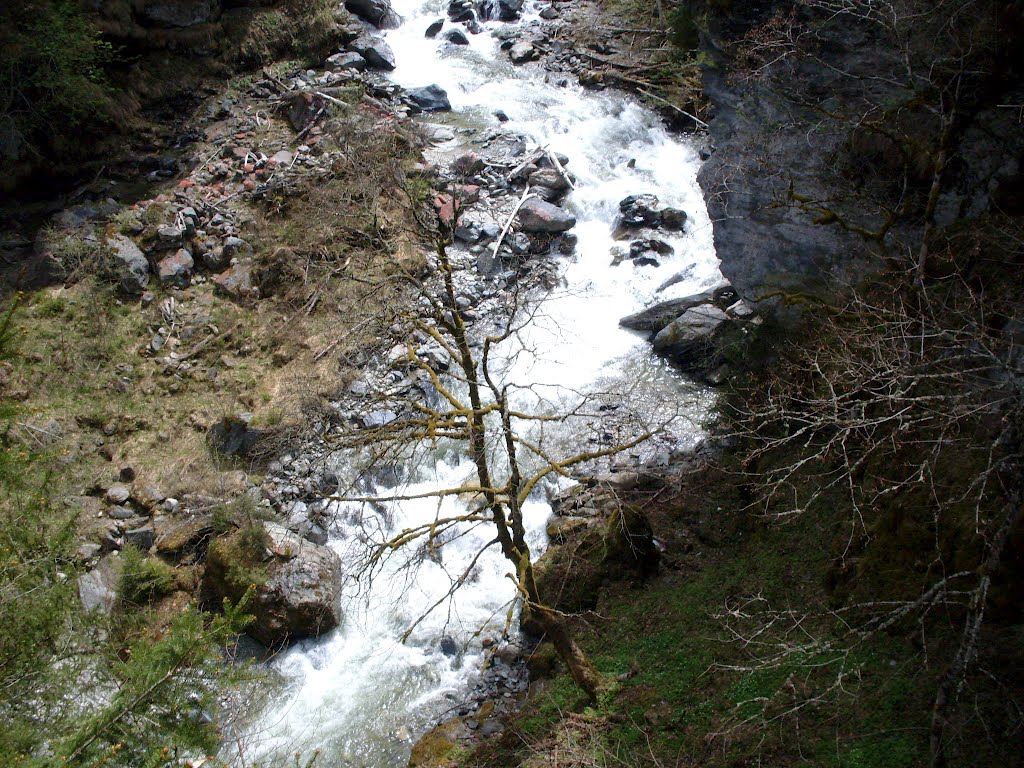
<box><xmin>692</xmin><ymin>0</ymin><xmax>1024</xmax><ymax>307</ymax></box>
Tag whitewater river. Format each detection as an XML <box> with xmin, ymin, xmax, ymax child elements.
<box><xmin>234</xmin><ymin>1</ymin><xmax>721</xmax><ymax>764</ymax></box>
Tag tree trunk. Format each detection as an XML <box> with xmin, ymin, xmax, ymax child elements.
<box><xmin>532</xmin><ymin>604</ymin><xmax>602</xmax><ymax>699</ymax></box>
<box><xmin>521</xmin><ymin>559</ymin><xmax>602</xmax><ymax>699</ymax></box>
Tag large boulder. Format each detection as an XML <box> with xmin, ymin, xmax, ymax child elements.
<box><xmin>524</xmin><ymin>497</ymin><xmax>657</xmax><ymax>633</ymax></box>
<box><xmin>344</xmin><ymin>0</ymin><xmax>401</xmax><ymax>29</ymax></box>
<box><xmin>205</xmin><ymin>522</ymin><xmax>342</xmax><ymax>647</ymax></box>
<box><xmin>517</xmin><ymin>198</ymin><xmax>576</xmax><ymax>233</ymax></box>
<box><xmin>406</xmin><ymin>85</ymin><xmax>452</xmax><ymax>113</ymax></box>
<box><xmin>651</xmin><ymin>304</ymin><xmax>730</xmax><ymax>365</ymax></box>
<box><xmin>619</xmin><ymin>286</ymin><xmax>738</xmax><ymax>332</ymax></box>
<box><xmin>475</xmin><ymin>0</ymin><xmax>524</xmax><ymax>21</ymax></box>
<box><xmin>104</xmin><ymin>235</ymin><xmax>150</xmax><ymax>295</ymax></box>
<box><xmin>350</xmin><ymin>35</ymin><xmax>397</xmax><ymax>70</ymax></box>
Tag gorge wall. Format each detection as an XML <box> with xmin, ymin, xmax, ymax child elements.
<box><xmin>691</xmin><ymin>0</ymin><xmax>1024</xmax><ymax>307</ymax></box>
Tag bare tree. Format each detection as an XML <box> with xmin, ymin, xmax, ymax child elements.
<box><xmin>719</xmin><ymin>271</ymin><xmax>1024</xmax><ymax>764</ymax></box>
<box><xmin>321</xmin><ymin>185</ymin><xmax>678</xmax><ymax>698</ymax></box>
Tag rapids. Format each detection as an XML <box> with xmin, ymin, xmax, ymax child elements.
<box><xmin>233</xmin><ymin>1</ymin><xmax>721</xmax><ymax>764</ymax></box>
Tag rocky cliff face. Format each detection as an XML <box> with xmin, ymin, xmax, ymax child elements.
<box><xmin>692</xmin><ymin>0</ymin><xmax>1024</xmax><ymax>307</ymax></box>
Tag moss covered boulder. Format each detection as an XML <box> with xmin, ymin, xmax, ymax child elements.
<box><xmin>525</xmin><ymin>495</ymin><xmax>658</xmax><ymax>635</ymax></box>
<box><xmin>204</xmin><ymin>521</ymin><xmax>341</xmax><ymax>646</ymax></box>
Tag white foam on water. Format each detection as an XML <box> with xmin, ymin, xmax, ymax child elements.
<box><xmin>235</xmin><ymin>2</ymin><xmax>720</xmax><ymax>765</ymax></box>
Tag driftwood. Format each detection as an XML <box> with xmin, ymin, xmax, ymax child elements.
<box><xmin>507</xmin><ymin>148</ymin><xmax>547</xmax><ymax>183</ymax></box>
<box><xmin>544</xmin><ymin>150</ymin><xmax>575</xmax><ymax>190</ymax></box>
<box><xmin>490</xmin><ymin>185</ymin><xmax>537</xmax><ymax>258</ymax></box>
<box><xmin>636</xmin><ymin>88</ymin><xmax>708</xmax><ymax>128</ymax></box>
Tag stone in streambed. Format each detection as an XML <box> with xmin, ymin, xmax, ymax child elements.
<box><xmin>405</xmin><ymin>85</ymin><xmax>451</xmax><ymax>113</ymax></box>
<box><xmin>618</xmin><ymin>194</ymin><xmax>661</xmax><ymax>227</ymax></box>
<box><xmin>652</xmin><ymin>304</ymin><xmax>729</xmax><ymax>360</ymax></box>
<box><xmin>345</xmin><ymin>0</ymin><xmax>401</xmax><ymax>29</ymax></box>
<box><xmin>325</xmin><ymin>51</ymin><xmax>367</xmax><ymax>72</ymax></box>
<box><xmin>660</xmin><ymin>207</ymin><xmax>687</xmax><ymax>230</ymax></box>
<box><xmin>443</xmin><ymin>28</ymin><xmax>469</xmax><ymax>45</ymax></box>
<box><xmin>516</xmin><ymin>198</ymin><xmax>576</xmax><ymax>233</ymax></box>
<box><xmin>425</xmin><ymin>18</ymin><xmax>444</xmax><ymax>37</ymax></box>
<box><xmin>509</xmin><ymin>41</ymin><xmax>539</xmax><ymax>64</ymax></box>
<box><xmin>350</xmin><ymin>35</ymin><xmax>396</xmax><ymax>71</ymax></box>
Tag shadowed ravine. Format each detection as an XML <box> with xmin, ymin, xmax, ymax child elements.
<box><xmin>235</xmin><ymin>1</ymin><xmax>721</xmax><ymax>764</ymax></box>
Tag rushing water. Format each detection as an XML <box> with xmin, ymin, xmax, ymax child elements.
<box><xmin>236</xmin><ymin>1</ymin><xmax>721</xmax><ymax>764</ymax></box>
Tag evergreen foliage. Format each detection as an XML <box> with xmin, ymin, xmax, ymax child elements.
<box><xmin>0</xmin><ymin>0</ymin><xmax>116</xmax><ymax>167</ymax></box>
<box><xmin>0</xmin><ymin>299</ymin><xmax>254</xmax><ymax>766</ymax></box>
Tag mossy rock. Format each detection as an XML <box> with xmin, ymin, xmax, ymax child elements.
<box><xmin>204</xmin><ymin>521</ymin><xmax>342</xmax><ymax>646</ymax></box>
<box><xmin>526</xmin><ymin>504</ymin><xmax>657</xmax><ymax>633</ymax></box>
<box><xmin>409</xmin><ymin>718</ymin><xmax>469</xmax><ymax>768</ymax></box>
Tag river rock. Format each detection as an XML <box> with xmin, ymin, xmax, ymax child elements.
<box><xmin>618</xmin><ymin>194</ymin><xmax>661</xmax><ymax>227</ymax></box>
<box><xmin>619</xmin><ymin>286</ymin><xmax>739</xmax><ymax>332</ymax></box>
<box><xmin>528</xmin><ymin>168</ymin><xmax>570</xmax><ymax>192</ymax></box>
<box><xmin>446</xmin><ymin>0</ymin><xmax>471</xmax><ymax>20</ymax></box>
<box><xmin>351</xmin><ymin>35</ymin><xmax>397</xmax><ymax>71</ymax></box>
<box><xmin>629</xmin><ymin>242</ymin><xmax>668</xmax><ymax>267</ymax></box>
<box><xmin>406</xmin><ymin>85</ymin><xmax>451</xmax><ymax>113</ymax></box>
<box><xmin>659</xmin><ymin>207</ymin><xmax>687</xmax><ymax>230</ymax></box>
<box><xmin>362</xmin><ymin>409</ymin><xmax>398</xmax><ymax>428</ymax></box>
<box><xmin>205</xmin><ymin>522</ymin><xmax>342</xmax><ymax>647</ymax></box>
<box><xmin>325</xmin><ymin>51</ymin><xmax>367</xmax><ymax>72</ymax></box>
<box><xmin>509</xmin><ymin>41</ymin><xmax>539</xmax><ymax>64</ymax></box>
<box><xmin>476</xmin><ymin>0</ymin><xmax>524</xmax><ymax>22</ymax></box>
<box><xmin>516</xmin><ymin>199</ymin><xmax>576</xmax><ymax>233</ymax></box>
<box><xmin>104</xmin><ymin>235</ymin><xmax>150</xmax><ymax>294</ymax></box>
<box><xmin>344</xmin><ymin>0</ymin><xmax>401</xmax><ymax>28</ymax></box>
<box><xmin>443</xmin><ymin>28</ymin><xmax>469</xmax><ymax>45</ymax></box>
<box><xmin>619</xmin><ymin>290</ymin><xmax>717</xmax><ymax>332</ymax></box>
<box><xmin>425</xmin><ymin>18</ymin><xmax>444</xmax><ymax>37</ymax></box>
<box><xmin>651</xmin><ymin>304</ymin><xmax>730</xmax><ymax>362</ymax></box>
<box><xmin>157</xmin><ymin>248</ymin><xmax>194</xmax><ymax>287</ymax></box>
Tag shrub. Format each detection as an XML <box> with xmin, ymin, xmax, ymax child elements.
<box><xmin>0</xmin><ymin>1</ymin><xmax>117</xmax><ymax>172</ymax></box>
<box><xmin>119</xmin><ymin>545</ymin><xmax>176</xmax><ymax>605</ymax></box>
